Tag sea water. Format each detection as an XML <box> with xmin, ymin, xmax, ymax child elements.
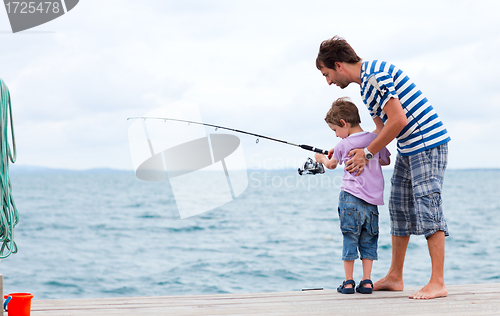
<box><xmin>1</xmin><ymin>168</ymin><xmax>499</xmax><ymax>299</ymax></box>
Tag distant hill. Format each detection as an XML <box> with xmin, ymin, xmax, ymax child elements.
<box><xmin>8</xmin><ymin>165</ymin><xmax>133</xmax><ymax>173</ymax></box>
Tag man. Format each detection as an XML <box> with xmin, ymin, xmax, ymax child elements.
<box><xmin>316</xmin><ymin>36</ymin><xmax>451</xmax><ymax>300</ymax></box>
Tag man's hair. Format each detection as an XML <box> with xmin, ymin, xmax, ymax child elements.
<box><xmin>316</xmin><ymin>35</ymin><xmax>362</xmax><ymax>70</ymax></box>
<box><xmin>325</xmin><ymin>97</ymin><xmax>361</xmax><ymax>127</ymax></box>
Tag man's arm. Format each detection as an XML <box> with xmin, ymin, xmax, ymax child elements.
<box><xmin>346</xmin><ymin>98</ymin><xmax>407</xmax><ymax>175</ymax></box>
<box><xmin>365</xmin><ymin>97</ymin><xmax>407</xmax><ymax>154</ymax></box>
<box><xmin>373</xmin><ymin>116</ymin><xmax>385</xmax><ymax>135</ymax></box>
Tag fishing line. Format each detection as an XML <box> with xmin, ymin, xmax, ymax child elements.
<box><xmin>0</xmin><ymin>79</ymin><xmax>18</xmax><ymax>259</ymax></box>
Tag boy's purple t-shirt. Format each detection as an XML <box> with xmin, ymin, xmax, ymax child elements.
<box><xmin>333</xmin><ymin>131</ymin><xmax>390</xmax><ymax>205</ymax></box>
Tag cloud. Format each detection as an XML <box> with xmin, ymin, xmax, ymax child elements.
<box><xmin>0</xmin><ymin>0</ymin><xmax>499</xmax><ymax>170</ymax></box>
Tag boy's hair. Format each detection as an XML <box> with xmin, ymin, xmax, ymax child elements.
<box><xmin>316</xmin><ymin>35</ymin><xmax>362</xmax><ymax>70</ymax></box>
<box><xmin>325</xmin><ymin>97</ymin><xmax>361</xmax><ymax>128</ymax></box>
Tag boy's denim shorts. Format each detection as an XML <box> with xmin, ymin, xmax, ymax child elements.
<box><xmin>389</xmin><ymin>143</ymin><xmax>449</xmax><ymax>238</ymax></box>
<box><xmin>338</xmin><ymin>191</ymin><xmax>379</xmax><ymax>261</ymax></box>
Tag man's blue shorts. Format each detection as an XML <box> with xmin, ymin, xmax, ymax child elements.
<box><xmin>338</xmin><ymin>191</ymin><xmax>379</xmax><ymax>261</ymax></box>
<box><xmin>389</xmin><ymin>143</ymin><xmax>449</xmax><ymax>238</ymax></box>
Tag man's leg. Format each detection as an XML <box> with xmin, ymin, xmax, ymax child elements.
<box><xmin>407</xmin><ymin>144</ymin><xmax>449</xmax><ymax>299</ymax></box>
<box><xmin>409</xmin><ymin>231</ymin><xmax>447</xmax><ymax>299</ymax></box>
<box><xmin>376</xmin><ymin>152</ymin><xmax>411</xmax><ymax>291</ymax></box>
<box><xmin>373</xmin><ymin>235</ymin><xmax>409</xmax><ymax>291</ymax></box>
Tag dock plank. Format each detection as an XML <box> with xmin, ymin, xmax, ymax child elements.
<box><xmin>6</xmin><ymin>283</ymin><xmax>499</xmax><ymax>316</ymax></box>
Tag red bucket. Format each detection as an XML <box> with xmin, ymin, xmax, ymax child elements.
<box><xmin>4</xmin><ymin>293</ymin><xmax>34</xmax><ymax>316</ymax></box>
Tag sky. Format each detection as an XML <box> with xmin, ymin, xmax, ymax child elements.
<box><xmin>1</xmin><ymin>0</ymin><xmax>499</xmax><ymax>171</ymax></box>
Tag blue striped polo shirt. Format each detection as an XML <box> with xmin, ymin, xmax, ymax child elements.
<box><xmin>360</xmin><ymin>60</ymin><xmax>451</xmax><ymax>156</ymax></box>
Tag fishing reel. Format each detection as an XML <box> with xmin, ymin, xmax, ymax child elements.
<box><xmin>298</xmin><ymin>157</ymin><xmax>325</xmax><ymax>176</ymax></box>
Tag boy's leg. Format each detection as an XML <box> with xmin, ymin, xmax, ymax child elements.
<box><xmin>373</xmin><ymin>235</ymin><xmax>409</xmax><ymax>291</ymax></box>
<box><xmin>361</xmin><ymin>259</ymin><xmax>373</xmax><ymax>287</ymax></box>
<box><xmin>338</xmin><ymin>191</ymin><xmax>360</xmax><ymax>285</ymax></box>
<box><xmin>341</xmin><ymin>231</ymin><xmax>358</xmax><ymax>284</ymax></box>
<box><xmin>358</xmin><ymin>203</ymin><xmax>378</xmax><ymax>288</ymax></box>
<box><xmin>409</xmin><ymin>231</ymin><xmax>447</xmax><ymax>299</ymax></box>
<box><xmin>343</xmin><ymin>260</ymin><xmax>355</xmax><ymax>287</ymax></box>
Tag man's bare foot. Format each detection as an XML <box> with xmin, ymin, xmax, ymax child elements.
<box><xmin>409</xmin><ymin>282</ymin><xmax>447</xmax><ymax>299</ymax></box>
<box><xmin>373</xmin><ymin>275</ymin><xmax>404</xmax><ymax>291</ymax></box>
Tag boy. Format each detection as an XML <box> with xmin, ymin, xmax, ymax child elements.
<box><xmin>315</xmin><ymin>97</ymin><xmax>390</xmax><ymax>294</ymax></box>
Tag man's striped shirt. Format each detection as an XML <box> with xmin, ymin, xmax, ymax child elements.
<box><xmin>360</xmin><ymin>60</ymin><xmax>450</xmax><ymax>156</ymax></box>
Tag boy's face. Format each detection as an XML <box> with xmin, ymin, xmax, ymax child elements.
<box><xmin>328</xmin><ymin>122</ymin><xmax>349</xmax><ymax>139</ymax></box>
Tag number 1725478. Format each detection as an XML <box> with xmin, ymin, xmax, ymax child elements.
<box><xmin>5</xmin><ymin>1</ymin><xmax>61</xmax><ymax>14</ymax></box>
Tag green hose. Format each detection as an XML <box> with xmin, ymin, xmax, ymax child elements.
<box><xmin>0</xmin><ymin>78</ymin><xmax>18</xmax><ymax>259</ymax></box>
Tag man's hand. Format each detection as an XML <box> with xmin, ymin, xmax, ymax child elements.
<box><xmin>346</xmin><ymin>148</ymin><xmax>368</xmax><ymax>176</ymax></box>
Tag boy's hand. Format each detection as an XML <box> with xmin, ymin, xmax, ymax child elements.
<box><xmin>316</xmin><ymin>152</ymin><xmax>338</xmax><ymax>170</ymax></box>
<box><xmin>328</xmin><ymin>148</ymin><xmax>335</xmax><ymax>159</ymax></box>
<box><xmin>314</xmin><ymin>153</ymin><xmax>325</xmax><ymax>163</ymax></box>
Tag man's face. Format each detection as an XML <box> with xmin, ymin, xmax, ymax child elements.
<box><xmin>319</xmin><ymin>63</ymin><xmax>350</xmax><ymax>89</ymax></box>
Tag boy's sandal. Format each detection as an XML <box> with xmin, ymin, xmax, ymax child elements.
<box><xmin>356</xmin><ymin>279</ymin><xmax>373</xmax><ymax>294</ymax></box>
<box><xmin>337</xmin><ymin>279</ymin><xmax>356</xmax><ymax>294</ymax></box>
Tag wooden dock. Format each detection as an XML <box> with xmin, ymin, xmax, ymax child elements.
<box><xmin>9</xmin><ymin>283</ymin><xmax>500</xmax><ymax>315</ymax></box>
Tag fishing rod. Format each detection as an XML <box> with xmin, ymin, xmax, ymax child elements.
<box><xmin>127</xmin><ymin>116</ymin><xmax>328</xmax><ymax>175</ymax></box>
<box><xmin>127</xmin><ymin>116</ymin><xmax>329</xmax><ymax>155</ymax></box>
